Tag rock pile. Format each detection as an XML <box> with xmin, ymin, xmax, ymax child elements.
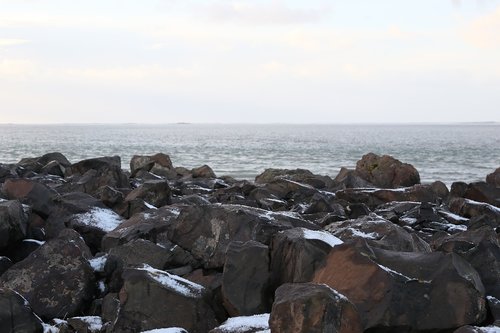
<box><xmin>0</xmin><ymin>152</ymin><xmax>499</xmax><ymax>333</ymax></box>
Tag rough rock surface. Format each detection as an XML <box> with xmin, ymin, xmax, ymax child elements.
<box><xmin>0</xmin><ymin>288</ymin><xmax>44</xmax><ymax>333</ymax></box>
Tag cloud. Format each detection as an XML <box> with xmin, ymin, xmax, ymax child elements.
<box><xmin>0</xmin><ymin>38</ymin><xmax>30</xmax><ymax>46</ymax></box>
<box><xmin>461</xmin><ymin>5</ymin><xmax>500</xmax><ymax>48</ymax></box>
<box><xmin>200</xmin><ymin>1</ymin><xmax>330</xmax><ymax>25</ymax></box>
<box><xmin>0</xmin><ymin>58</ymin><xmax>37</xmax><ymax>77</ymax></box>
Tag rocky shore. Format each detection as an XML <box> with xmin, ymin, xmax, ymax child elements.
<box><xmin>0</xmin><ymin>152</ymin><xmax>499</xmax><ymax>333</ymax></box>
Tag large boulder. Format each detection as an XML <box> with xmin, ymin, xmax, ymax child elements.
<box><xmin>169</xmin><ymin>204</ymin><xmax>318</xmax><ymax>269</ymax></box>
<box><xmin>0</xmin><ymin>200</ymin><xmax>28</xmax><ymax>250</ymax></box>
<box><xmin>335</xmin><ymin>184</ymin><xmax>444</xmax><ymax>209</ymax></box>
<box><xmin>255</xmin><ymin>168</ymin><xmax>334</xmax><ymax>189</ymax></box>
<box><xmin>324</xmin><ymin>213</ymin><xmax>431</xmax><ymax>252</ymax></box>
<box><xmin>436</xmin><ymin>226</ymin><xmax>500</xmax><ymax>299</ymax></box>
<box><xmin>222</xmin><ymin>241</ymin><xmax>271</xmax><ymax>316</ymax></box>
<box><xmin>312</xmin><ymin>242</ymin><xmax>487</xmax><ymax>331</ymax></box>
<box><xmin>449</xmin><ymin>198</ymin><xmax>500</xmax><ymax>227</ymax></box>
<box><xmin>486</xmin><ymin>167</ymin><xmax>500</xmax><ymax>187</ymax></box>
<box><xmin>112</xmin><ymin>264</ymin><xmax>218</xmax><ymax>332</ymax></box>
<box><xmin>269</xmin><ymin>283</ymin><xmax>363</xmax><ymax>333</ymax></box>
<box><xmin>462</xmin><ymin>182</ymin><xmax>500</xmax><ymax>208</ymax></box>
<box><xmin>1</xmin><ymin>178</ymin><xmax>57</xmax><ymax>218</ymax></box>
<box><xmin>65</xmin><ymin>156</ymin><xmax>129</xmax><ymax>197</ymax></box>
<box><xmin>130</xmin><ymin>153</ymin><xmax>173</xmax><ymax>177</ymax></box>
<box><xmin>108</xmin><ymin>238</ymin><xmax>174</xmax><ymax>270</ymax></box>
<box><xmin>270</xmin><ymin>228</ymin><xmax>343</xmax><ymax>288</ymax></box>
<box><xmin>0</xmin><ymin>229</ymin><xmax>95</xmax><ymax>320</ymax></box>
<box><xmin>192</xmin><ymin>165</ymin><xmax>217</xmax><ymax>179</ymax></box>
<box><xmin>0</xmin><ymin>288</ymin><xmax>43</xmax><ymax>333</ymax></box>
<box><xmin>355</xmin><ymin>153</ymin><xmax>420</xmax><ymax>188</ymax></box>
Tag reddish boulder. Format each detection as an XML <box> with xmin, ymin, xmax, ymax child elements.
<box><xmin>2</xmin><ymin>178</ymin><xmax>57</xmax><ymax>218</ymax></box>
<box><xmin>449</xmin><ymin>198</ymin><xmax>500</xmax><ymax>227</ymax></box>
<box><xmin>312</xmin><ymin>243</ymin><xmax>486</xmax><ymax>331</ymax></box>
<box><xmin>355</xmin><ymin>153</ymin><xmax>420</xmax><ymax>188</ymax></box>
<box><xmin>192</xmin><ymin>165</ymin><xmax>217</xmax><ymax>178</ymax></box>
<box><xmin>130</xmin><ymin>153</ymin><xmax>173</xmax><ymax>177</ymax></box>
<box><xmin>269</xmin><ymin>283</ymin><xmax>362</xmax><ymax>333</ymax></box>
<box><xmin>486</xmin><ymin>167</ymin><xmax>500</xmax><ymax>187</ymax></box>
<box><xmin>462</xmin><ymin>182</ymin><xmax>500</xmax><ymax>208</ymax></box>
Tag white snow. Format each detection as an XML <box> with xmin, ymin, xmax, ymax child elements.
<box><xmin>74</xmin><ymin>208</ymin><xmax>123</xmax><ymax>232</ymax></box>
<box><xmin>473</xmin><ymin>327</ymin><xmax>500</xmax><ymax>333</ymax></box>
<box><xmin>321</xmin><ymin>284</ymin><xmax>349</xmax><ymax>301</ymax></box>
<box><xmin>137</xmin><ymin>264</ymin><xmax>204</xmax><ymax>298</ymax></box>
<box><xmin>22</xmin><ymin>239</ymin><xmax>45</xmax><ymax>246</ymax></box>
<box><xmin>487</xmin><ymin>295</ymin><xmax>500</xmax><ymax>305</ymax></box>
<box><xmin>377</xmin><ymin>264</ymin><xmax>413</xmax><ymax>281</ymax></box>
<box><xmin>42</xmin><ymin>324</ymin><xmax>60</xmax><ymax>333</ymax></box>
<box><xmin>70</xmin><ymin>316</ymin><xmax>103</xmax><ymax>332</ymax></box>
<box><xmin>144</xmin><ymin>201</ymin><xmax>158</xmax><ymax>210</ymax></box>
<box><xmin>141</xmin><ymin>328</ymin><xmax>187</xmax><ymax>333</ymax></box>
<box><xmin>88</xmin><ymin>254</ymin><xmax>108</xmax><ymax>272</ymax></box>
<box><xmin>464</xmin><ymin>199</ymin><xmax>500</xmax><ymax>213</ymax></box>
<box><xmin>347</xmin><ymin>228</ymin><xmax>378</xmax><ymax>239</ymax></box>
<box><xmin>302</xmin><ymin>229</ymin><xmax>343</xmax><ymax>248</ymax></box>
<box><xmin>215</xmin><ymin>314</ymin><xmax>270</xmax><ymax>332</ymax></box>
<box><xmin>98</xmin><ymin>280</ymin><xmax>106</xmax><ymax>293</ymax></box>
<box><xmin>440</xmin><ymin>211</ymin><xmax>469</xmax><ymax>222</ymax></box>
<box><xmin>444</xmin><ymin>223</ymin><xmax>467</xmax><ymax>232</ymax></box>
<box><xmin>400</xmin><ymin>217</ymin><xmax>418</xmax><ymax>225</ymax></box>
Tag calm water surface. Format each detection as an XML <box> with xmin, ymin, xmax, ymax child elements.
<box><xmin>1</xmin><ymin>124</ymin><xmax>499</xmax><ymax>186</ymax></box>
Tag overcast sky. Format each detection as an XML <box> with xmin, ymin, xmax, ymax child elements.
<box><xmin>0</xmin><ymin>0</ymin><xmax>499</xmax><ymax>124</ymax></box>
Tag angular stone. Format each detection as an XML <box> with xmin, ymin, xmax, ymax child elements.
<box><xmin>0</xmin><ymin>200</ymin><xmax>28</xmax><ymax>250</ymax></box>
<box><xmin>222</xmin><ymin>241</ymin><xmax>271</xmax><ymax>316</ymax></box>
<box><xmin>355</xmin><ymin>153</ymin><xmax>420</xmax><ymax>188</ymax></box>
<box><xmin>0</xmin><ymin>288</ymin><xmax>43</xmax><ymax>333</ymax></box>
<box><xmin>112</xmin><ymin>265</ymin><xmax>217</xmax><ymax>333</ymax></box>
<box><xmin>269</xmin><ymin>283</ymin><xmax>362</xmax><ymax>333</ymax></box>
<box><xmin>0</xmin><ymin>229</ymin><xmax>94</xmax><ymax>320</ymax></box>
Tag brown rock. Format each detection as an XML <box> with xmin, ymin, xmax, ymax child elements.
<box><xmin>355</xmin><ymin>153</ymin><xmax>420</xmax><ymax>188</ymax></box>
<box><xmin>463</xmin><ymin>182</ymin><xmax>500</xmax><ymax>208</ymax></box>
<box><xmin>269</xmin><ymin>283</ymin><xmax>363</xmax><ymax>333</ymax></box>
<box><xmin>130</xmin><ymin>153</ymin><xmax>173</xmax><ymax>177</ymax></box>
<box><xmin>2</xmin><ymin>178</ymin><xmax>58</xmax><ymax>218</ymax></box>
<box><xmin>192</xmin><ymin>164</ymin><xmax>216</xmax><ymax>178</ymax></box>
<box><xmin>312</xmin><ymin>243</ymin><xmax>486</xmax><ymax>331</ymax></box>
<box><xmin>486</xmin><ymin>167</ymin><xmax>500</xmax><ymax>187</ymax></box>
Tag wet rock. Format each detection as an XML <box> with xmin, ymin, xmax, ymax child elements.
<box><xmin>130</xmin><ymin>153</ymin><xmax>173</xmax><ymax>177</ymax></box>
<box><xmin>269</xmin><ymin>283</ymin><xmax>363</xmax><ymax>333</ymax></box>
<box><xmin>222</xmin><ymin>241</ymin><xmax>271</xmax><ymax>316</ymax></box>
<box><xmin>112</xmin><ymin>265</ymin><xmax>218</xmax><ymax>333</ymax></box>
<box><xmin>486</xmin><ymin>167</ymin><xmax>500</xmax><ymax>187</ymax></box>
<box><xmin>0</xmin><ymin>229</ymin><xmax>94</xmax><ymax>320</ymax></box>
<box><xmin>355</xmin><ymin>153</ymin><xmax>420</xmax><ymax>188</ymax></box>
<box><xmin>325</xmin><ymin>213</ymin><xmax>431</xmax><ymax>252</ymax></box>
<box><xmin>0</xmin><ymin>200</ymin><xmax>28</xmax><ymax>250</ymax></box>
<box><xmin>169</xmin><ymin>204</ymin><xmax>318</xmax><ymax>269</ymax></box>
<box><xmin>449</xmin><ymin>197</ymin><xmax>500</xmax><ymax>227</ymax></box>
<box><xmin>270</xmin><ymin>228</ymin><xmax>342</xmax><ymax>288</ymax></box>
<box><xmin>313</xmin><ymin>242</ymin><xmax>487</xmax><ymax>331</ymax></box>
<box><xmin>0</xmin><ymin>288</ymin><xmax>44</xmax><ymax>333</ymax></box>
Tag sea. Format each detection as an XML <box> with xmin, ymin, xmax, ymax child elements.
<box><xmin>0</xmin><ymin>124</ymin><xmax>499</xmax><ymax>186</ymax></box>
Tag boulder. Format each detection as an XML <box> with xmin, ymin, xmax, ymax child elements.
<box><xmin>255</xmin><ymin>168</ymin><xmax>334</xmax><ymax>189</ymax></box>
<box><xmin>333</xmin><ymin>167</ymin><xmax>374</xmax><ymax>189</ymax></box>
<box><xmin>270</xmin><ymin>228</ymin><xmax>343</xmax><ymax>288</ymax></box>
<box><xmin>269</xmin><ymin>283</ymin><xmax>363</xmax><ymax>333</ymax></box>
<box><xmin>449</xmin><ymin>198</ymin><xmax>500</xmax><ymax>227</ymax></box>
<box><xmin>355</xmin><ymin>153</ymin><xmax>420</xmax><ymax>188</ymax></box>
<box><xmin>169</xmin><ymin>204</ymin><xmax>318</xmax><ymax>269</ymax></box>
<box><xmin>462</xmin><ymin>182</ymin><xmax>500</xmax><ymax>208</ymax></box>
<box><xmin>101</xmin><ymin>206</ymin><xmax>181</xmax><ymax>251</ymax></box>
<box><xmin>192</xmin><ymin>165</ymin><xmax>216</xmax><ymax>178</ymax></box>
<box><xmin>0</xmin><ymin>200</ymin><xmax>28</xmax><ymax>250</ymax></box>
<box><xmin>0</xmin><ymin>256</ymin><xmax>12</xmax><ymax>276</ymax></box>
<box><xmin>0</xmin><ymin>288</ymin><xmax>43</xmax><ymax>333</ymax></box>
<box><xmin>222</xmin><ymin>241</ymin><xmax>271</xmax><ymax>316</ymax></box>
<box><xmin>130</xmin><ymin>153</ymin><xmax>173</xmax><ymax>177</ymax></box>
<box><xmin>66</xmin><ymin>316</ymin><xmax>103</xmax><ymax>333</ymax></box>
<box><xmin>108</xmin><ymin>238</ymin><xmax>174</xmax><ymax>270</ymax></box>
<box><xmin>0</xmin><ymin>229</ymin><xmax>94</xmax><ymax>320</ymax></box>
<box><xmin>0</xmin><ymin>163</ymin><xmax>18</xmax><ymax>182</ymax></box>
<box><xmin>2</xmin><ymin>178</ymin><xmax>57</xmax><ymax>218</ymax></box>
<box><xmin>262</xmin><ymin>178</ymin><xmax>317</xmax><ymax>201</ymax></box>
<box><xmin>335</xmin><ymin>185</ymin><xmax>443</xmax><ymax>209</ymax></box>
<box><xmin>486</xmin><ymin>167</ymin><xmax>500</xmax><ymax>187</ymax></box>
<box><xmin>312</xmin><ymin>242</ymin><xmax>487</xmax><ymax>331</ymax></box>
<box><xmin>65</xmin><ymin>156</ymin><xmax>129</xmax><ymax>197</ymax></box>
<box><xmin>209</xmin><ymin>314</ymin><xmax>270</xmax><ymax>333</ymax></box>
<box><xmin>436</xmin><ymin>226</ymin><xmax>500</xmax><ymax>299</ymax></box>
<box><xmin>324</xmin><ymin>213</ymin><xmax>431</xmax><ymax>252</ymax></box>
<box><xmin>123</xmin><ymin>179</ymin><xmax>172</xmax><ymax>208</ymax></box>
<box><xmin>112</xmin><ymin>264</ymin><xmax>218</xmax><ymax>333</ymax></box>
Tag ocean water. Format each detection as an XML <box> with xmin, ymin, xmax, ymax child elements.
<box><xmin>0</xmin><ymin>124</ymin><xmax>499</xmax><ymax>186</ymax></box>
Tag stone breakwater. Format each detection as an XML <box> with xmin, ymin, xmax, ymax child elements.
<box><xmin>0</xmin><ymin>152</ymin><xmax>499</xmax><ymax>333</ymax></box>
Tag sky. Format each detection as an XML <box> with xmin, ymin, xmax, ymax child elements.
<box><xmin>0</xmin><ymin>0</ymin><xmax>499</xmax><ymax>124</ymax></box>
